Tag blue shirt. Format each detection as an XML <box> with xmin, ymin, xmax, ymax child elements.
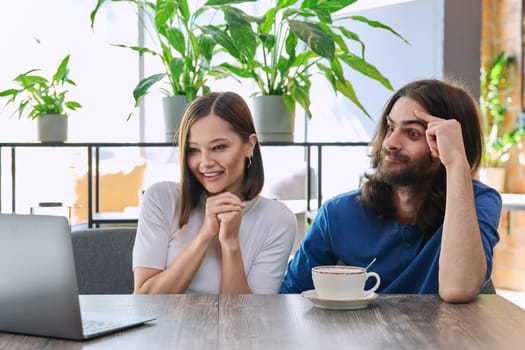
<box><xmin>280</xmin><ymin>180</ymin><xmax>501</xmax><ymax>294</ymax></box>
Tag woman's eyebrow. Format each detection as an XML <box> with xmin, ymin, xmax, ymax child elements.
<box><xmin>188</xmin><ymin>137</ymin><xmax>229</xmax><ymax>146</ymax></box>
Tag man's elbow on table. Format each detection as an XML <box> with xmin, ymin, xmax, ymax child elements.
<box><xmin>439</xmin><ymin>284</ymin><xmax>480</xmax><ymax>303</ymax></box>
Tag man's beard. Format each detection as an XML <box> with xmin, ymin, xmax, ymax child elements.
<box><xmin>376</xmin><ymin>149</ymin><xmax>439</xmax><ymax>187</ymax></box>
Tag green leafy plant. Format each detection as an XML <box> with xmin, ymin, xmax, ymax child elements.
<box><xmin>0</xmin><ymin>54</ymin><xmax>81</xmax><ymax>119</ymax></box>
<box><xmin>90</xmin><ymin>0</ymin><xmax>222</xmax><ymax>114</ymax></box>
<box><xmin>480</xmin><ymin>51</ymin><xmax>525</xmax><ymax>167</ymax></box>
<box><xmin>202</xmin><ymin>0</ymin><xmax>408</xmax><ymax>118</ymax></box>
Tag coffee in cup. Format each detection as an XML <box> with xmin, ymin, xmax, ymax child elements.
<box><xmin>311</xmin><ymin>265</ymin><xmax>380</xmax><ymax>300</ymax></box>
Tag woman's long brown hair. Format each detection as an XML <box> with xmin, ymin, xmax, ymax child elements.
<box><xmin>177</xmin><ymin>92</ymin><xmax>264</xmax><ymax>228</ymax></box>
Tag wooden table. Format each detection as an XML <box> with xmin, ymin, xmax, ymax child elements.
<box><xmin>1</xmin><ymin>294</ymin><xmax>524</xmax><ymax>349</ymax></box>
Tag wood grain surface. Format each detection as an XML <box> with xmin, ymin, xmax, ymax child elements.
<box><xmin>1</xmin><ymin>294</ymin><xmax>524</xmax><ymax>349</ymax></box>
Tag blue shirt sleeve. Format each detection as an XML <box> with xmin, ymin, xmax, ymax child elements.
<box><xmin>280</xmin><ymin>205</ymin><xmax>339</xmax><ymax>293</ymax></box>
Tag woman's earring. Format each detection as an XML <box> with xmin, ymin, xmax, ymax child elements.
<box><xmin>246</xmin><ymin>156</ymin><xmax>253</xmax><ymax>169</ymax></box>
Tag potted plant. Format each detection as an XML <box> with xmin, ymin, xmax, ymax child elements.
<box><xmin>202</xmin><ymin>0</ymin><xmax>408</xmax><ymax>141</ymax></box>
<box><xmin>90</xmin><ymin>0</ymin><xmax>221</xmax><ymax>142</ymax></box>
<box><xmin>0</xmin><ymin>54</ymin><xmax>82</xmax><ymax>142</ymax></box>
<box><xmin>479</xmin><ymin>51</ymin><xmax>525</xmax><ymax>192</ymax></box>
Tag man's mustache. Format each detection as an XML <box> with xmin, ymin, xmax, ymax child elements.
<box><xmin>381</xmin><ymin>150</ymin><xmax>410</xmax><ymax>163</ymax></box>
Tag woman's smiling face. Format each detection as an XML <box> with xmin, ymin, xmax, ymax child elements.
<box><xmin>186</xmin><ymin>113</ymin><xmax>255</xmax><ymax>198</ymax></box>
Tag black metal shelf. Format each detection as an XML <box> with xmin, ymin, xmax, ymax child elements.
<box><xmin>0</xmin><ymin>141</ymin><xmax>369</xmax><ymax>227</ymax></box>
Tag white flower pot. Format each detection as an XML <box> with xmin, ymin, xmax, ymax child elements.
<box><xmin>163</xmin><ymin>95</ymin><xmax>188</xmax><ymax>143</ymax></box>
<box><xmin>252</xmin><ymin>95</ymin><xmax>295</xmax><ymax>142</ymax></box>
<box><xmin>37</xmin><ymin>114</ymin><xmax>68</xmax><ymax>143</ymax></box>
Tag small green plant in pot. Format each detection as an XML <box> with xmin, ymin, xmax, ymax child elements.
<box><xmin>480</xmin><ymin>51</ymin><xmax>525</xmax><ymax>168</ymax></box>
<box><xmin>90</xmin><ymin>0</ymin><xmax>223</xmax><ymax>142</ymax></box>
<box><xmin>0</xmin><ymin>54</ymin><xmax>82</xmax><ymax>142</ymax></box>
<box><xmin>479</xmin><ymin>51</ymin><xmax>525</xmax><ymax>192</ymax></box>
<box><xmin>91</xmin><ymin>0</ymin><xmax>226</xmax><ymax>141</ymax></box>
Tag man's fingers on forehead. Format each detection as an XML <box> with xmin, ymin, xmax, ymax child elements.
<box><xmin>414</xmin><ymin>109</ymin><xmax>432</xmax><ymax>120</ymax></box>
<box><xmin>415</xmin><ymin>110</ymin><xmax>440</xmax><ymax>126</ymax></box>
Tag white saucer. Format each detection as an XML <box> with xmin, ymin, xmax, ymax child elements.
<box><xmin>301</xmin><ymin>290</ymin><xmax>379</xmax><ymax>310</ymax></box>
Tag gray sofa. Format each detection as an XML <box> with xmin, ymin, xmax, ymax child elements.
<box><xmin>71</xmin><ymin>226</ymin><xmax>136</xmax><ymax>294</ymax></box>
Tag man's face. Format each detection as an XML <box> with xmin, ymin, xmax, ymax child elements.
<box><xmin>377</xmin><ymin>97</ymin><xmax>441</xmax><ymax>186</ymax></box>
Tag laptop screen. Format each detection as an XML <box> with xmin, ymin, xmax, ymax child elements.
<box><xmin>0</xmin><ymin>214</ymin><xmax>85</xmax><ymax>339</ymax></box>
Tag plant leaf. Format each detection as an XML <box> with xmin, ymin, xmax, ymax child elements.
<box><xmin>133</xmin><ymin>73</ymin><xmax>165</xmax><ymax>105</ymax></box>
<box><xmin>223</xmin><ymin>7</ymin><xmax>257</xmax><ymax>63</ymax></box>
<box><xmin>339</xmin><ymin>52</ymin><xmax>393</xmax><ymax>90</ymax></box>
<box><xmin>156</xmin><ymin>0</ymin><xmax>177</xmax><ymax>30</ymax></box>
<box><xmin>259</xmin><ymin>33</ymin><xmax>276</xmax><ymax>51</ymax></box>
<box><xmin>335</xmin><ymin>78</ymin><xmax>371</xmax><ymax>119</ymax></box>
<box><xmin>178</xmin><ymin>0</ymin><xmax>190</xmax><ymax>25</ymax></box>
<box><xmin>338</xmin><ymin>26</ymin><xmax>365</xmax><ymax>57</ymax></box>
<box><xmin>277</xmin><ymin>0</ymin><xmax>299</xmax><ymax>10</ymax></box>
<box><xmin>201</xmin><ymin>25</ymin><xmax>242</xmax><ymax>60</ymax></box>
<box><xmin>349</xmin><ymin>15</ymin><xmax>409</xmax><ymax>45</ymax></box>
<box><xmin>288</xmin><ymin>76</ymin><xmax>312</xmax><ymax>118</ymax></box>
<box><xmin>198</xmin><ymin>34</ymin><xmax>216</xmax><ymax>62</ymax></box>
<box><xmin>169</xmin><ymin>56</ymin><xmax>185</xmax><ymax>76</ymax></box>
<box><xmin>205</xmin><ymin>0</ymin><xmax>257</xmax><ymax>5</ymax></box>
<box><xmin>53</xmin><ymin>55</ymin><xmax>71</xmax><ymax>85</ymax></box>
<box><xmin>16</xmin><ymin>75</ymin><xmax>49</xmax><ymax>88</ymax></box>
<box><xmin>217</xmin><ymin>63</ymin><xmax>256</xmax><ymax>78</ymax></box>
<box><xmin>0</xmin><ymin>88</ymin><xmax>19</xmax><ymax>97</ymax></box>
<box><xmin>301</xmin><ymin>0</ymin><xmax>357</xmax><ymax>13</ymax></box>
<box><xmin>113</xmin><ymin>43</ymin><xmax>159</xmax><ymax>56</ymax></box>
<box><xmin>166</xmin><ymin>27</ymin><xmax>185</xmax><ymax>56</ymax></box>
<box><xmin>260</xmin><ymin>7</ymin><xmax>278</xmax><ymax>34</ymax></box>
<box><xmin>65</xmin><ymin>101</ymin><xmax>82</xmax><ymax>110</ymax></box>
<box><xmin>288</xmin><ymin>19</ymin><xmax>335</xmax><ymax>60</ymax></box>
<box><xmin>90</xmin><ymin>0</ymin><xmax>109</xmax><ymax>28</ymax></box>
<box><xmin>284</xmin><ymin>29</ymin><xmax>298</xmax><ymax>60</ymax></box>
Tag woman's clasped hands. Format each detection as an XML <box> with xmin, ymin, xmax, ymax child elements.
<box><xmin>202</xmin><ymin>192</ymin><xmax>246</xmax><ymax>245</ymax></box>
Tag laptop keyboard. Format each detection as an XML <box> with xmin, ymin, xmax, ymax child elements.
<box><xmin>82</xmin><ymin>319</ymin><xmax>125</xmax><ymax>334</ymax></box>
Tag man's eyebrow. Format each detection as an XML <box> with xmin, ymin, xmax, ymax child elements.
<box><xmin>386</xmin><ymin>115</ymin><xmax>427</xmax><ymax>128</ymax></box>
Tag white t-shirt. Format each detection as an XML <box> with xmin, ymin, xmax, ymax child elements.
<box><xmin>132</xmin><ymin>181</ymin><xmax>297</xmax><ymax>294</ymax></box>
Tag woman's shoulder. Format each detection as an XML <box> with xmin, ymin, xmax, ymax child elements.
<box><xmin>256</xmin><ymin>196</ymin><xmax>294</xmax><ymax>212</ymax></box>
<box><xmin>247</xmin><ymin>197</ymin><xmax>297</xmax><ymax>242</ymax></box>
<box><xmin>146</xmin><ymin>180</ymin><xmax>178</xmax><ymax>191</ymax></box>
<box><xmin>251</xmin><ymin>196</ymin><xmax>296</xmax><ymax>223</ymax></box>
<box><xmin>143</xmin><ymin>181</ymin><xmax>179</xmax><ymax>202</ymax></box>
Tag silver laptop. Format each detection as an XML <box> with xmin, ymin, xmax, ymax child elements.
<box><xmin>0</xmin><ymin>213</ymin><xmax>155</xmax><ymax>340</ymax></box>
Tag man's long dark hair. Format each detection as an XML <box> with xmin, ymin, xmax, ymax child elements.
<box><xmin>359</xmin><ymin>79</ymin><xmax>483</xmax><ymax>238</ymax></box>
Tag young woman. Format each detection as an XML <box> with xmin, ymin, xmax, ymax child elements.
<box><xmin>133</xmin><ymin>92</ymin><xmax>296</xmax><ymax>294</ymax></box>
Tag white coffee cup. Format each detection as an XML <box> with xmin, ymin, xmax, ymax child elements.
<box><xmin>312</xmin><ymin>265</ymin><xmax>381</xmax><ymax>300</ymax></box>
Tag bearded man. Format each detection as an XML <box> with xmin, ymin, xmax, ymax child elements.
<box><xmin>280</xmin><ymin>79</ymin><xmax>501</xmax><ymax>303</ymax></box>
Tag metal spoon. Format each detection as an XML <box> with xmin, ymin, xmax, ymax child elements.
<box><xmin>365</xmin><ymin>258</ymin><xmax>377</xmax><ymax>270</ymax></box>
